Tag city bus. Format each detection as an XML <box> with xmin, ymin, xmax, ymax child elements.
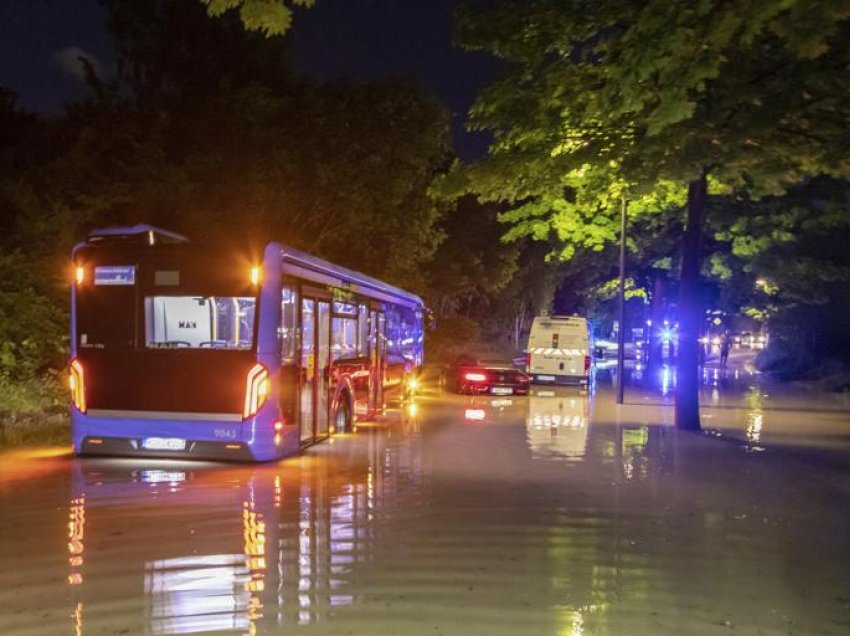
<box><xmin>69</xmin><ymin>225</ymin><xmax>425</xmax><ymax>461</ymax></box>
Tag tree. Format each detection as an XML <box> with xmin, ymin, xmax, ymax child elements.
<box><xmin>424</xmin><ymin>196</ymin><xmax>519</xmax><ymax>319</ymax></box>
<box><xmin>453</xmin><ymin>0</ymin><xmax>850</xmax><ymax>429</ymax></box>
<box><xmin>708</xmin><ymin>178</ymin><xmax>850</xmax><ymax>381</ymax></box>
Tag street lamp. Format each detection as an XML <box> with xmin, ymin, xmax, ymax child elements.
<box><xmin>616</xmin><ymin>197</ymin><xmax>628</xmax><ymax>405</ymax></box>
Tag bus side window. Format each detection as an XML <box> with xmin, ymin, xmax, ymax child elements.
<box><xmin>280</xmin><ymin>286</ymin><xmax>297</xmax><ymax>364</ymax></box>
<box><xmin>332</xmin><ymin>315</ymin><xmax>358</xmax><ymax>361</ymax></box>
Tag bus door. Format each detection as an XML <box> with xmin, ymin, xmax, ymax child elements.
<box><xmin>316</xmin><ymin>300</ymin><xmax>331</xmax><ymax>439</ymax></box>
<box><xmin>301</xmin><ymin>298</ymin><xmax>331</xmax><ymax>445</ymax></box>
<box><xmin>300</xmin><ymin>299</ymin><xmax>315</xmax><ymax>445</ymax></box>
<box><xmin>370</xmin><ymin>310</ymin><xmax>386</xmax><ymax>412</ymax></box>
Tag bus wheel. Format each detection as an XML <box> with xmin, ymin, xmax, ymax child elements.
<box><xmin>334</xmin><ymin>396</ymin><xmax>352</xmax><ymax>434</ymax></box>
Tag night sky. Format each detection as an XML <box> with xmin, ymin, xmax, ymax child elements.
<box><xmin>0</xmin><ymin>0</ymin><xmax>499</xmax><ymax>159</ymax></box>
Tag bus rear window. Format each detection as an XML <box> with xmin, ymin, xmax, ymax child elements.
<box><xmin>145</xmin><ymin>296</ymin><xmax>256</xmax><ymax>349</ymax></box>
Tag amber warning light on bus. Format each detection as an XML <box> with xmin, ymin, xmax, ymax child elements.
<box><xmin>243</xmin><ymin>363</ymin><xmax>269</xmax><ymax>419</ymax></box>
<box><xmin>69</xmin><ymin>358</ymin><xmax>86</xmax><ymax>413</ymax></box>
<box><xmin>74</xmin><ymin>265</ymin><xmax>85</xmax><ymax>286</ymax></box>
<box><xmin>250</xmin><ymin>265</ymin><xmax>261</xmax><ymax>286</ymax></box>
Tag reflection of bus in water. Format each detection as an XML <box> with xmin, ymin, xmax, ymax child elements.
<box><xmin>69</xmin><ymin>225</ymin><xmax>424</xmax><ymax>461</ymax></box>
<box><xmin>525</xmin><ymin>389</ymin><xmax>591</xmax><ymax>460</ymax></box>
<box><xmin>66</xmin><ymin>429</ymin><xmax>421</xmax><ymax>635</ymax></box>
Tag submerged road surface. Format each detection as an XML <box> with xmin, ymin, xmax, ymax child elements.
<box><xmin>1</xmin><ymin>360</ymin><xmax>850</xmax><ymax>635</ymax></box>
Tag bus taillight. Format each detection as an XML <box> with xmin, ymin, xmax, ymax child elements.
<box><xmin>243</xmin><ymin>363</ymin><xmax>269</xmax><ymax>419</ymax></box>
<box><xmin>69</xmin><ymin>359</ymin><xmax>86</xmax><ymax>413</ymax></box>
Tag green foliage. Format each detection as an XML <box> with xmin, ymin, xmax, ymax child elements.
<box><xmin>710</xmin><ymin>179</ymin><xmax>850</xmax><ymax>307</ymax></box>
<box><xmin>455</xmin><ymin>0</ymin><xmax>850</xmax><ymax>254</ymax></box>
<box><xmin>0</xmin><ymin>373</ymin><xmax>64</xmax><ymax>417</ymax></box>
<box><xmin>0</xmin><ymin>251</ymin><xmax>67</xmax><ymax>380</ymax></box>
<box><xmin>591</xmin><ymin>278</ymin><xmax>649</xmax><ymax>304</ymax></box>
<box><xmin>202</xmin><ymin>0</ymin><xmax>314</xmax><ymax>37</ymax></box>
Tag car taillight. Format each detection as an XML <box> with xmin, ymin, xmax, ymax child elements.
<box><xmin>463</xmin><ymin>371</ymin><xmax>488</xmax><ymax>383</ymax></box>
<box><xmin>584</xmin><ymin>355</ymin><xmax>591</xmax><ymax>374</ymax></box>
<box><xmin>69</xmin><ymin>358</ymin><xmax>86</xmax><ymax>413</ymax></box>
<box><xmin>243</xmin><ymin>363</ymin><xmax>269</xmax><ymax>419</ymax></box>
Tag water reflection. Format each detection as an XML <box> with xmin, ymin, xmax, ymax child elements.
<box><xmin>526</xmin><ymin>389</ymin><xmax>591</xmax><ymax>460</ymax></box>
<box><xmin>620</xmin><ymin>426</ymin><xmax>650</xmax><ymax>481</ymax></box>
<box><xmin>744</xmin><ymin>387</ymin><xmax>765</xmax><ymax>450</ymax></box>
<box><xmin>64</xmin><ymin>409</ymin><xmax>424</xmax><ymax>635</ymax></box>
<box><xmin>0</xmin><ymin>387</ymin><xmax>841</xmax><ymax>635</ymax></box>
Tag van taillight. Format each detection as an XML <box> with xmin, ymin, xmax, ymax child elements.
<box><xmin>525</xmin><ymin>353</ymin><xmax>531</xmax><ymax>373</ymax></box>
<box><xmin>69</xmin><ymin>358</ymin><xmax>86</xmax><ymax>413</ymax></box>
<box><xmin>243</xmin><ymin>363</ymin><xmax>269</xmax><ymax>419</ymax></box>
<box><xmin>584</xmin><ymin>355</ymin><xmax>591</xmax><ymax>374</ymax></box>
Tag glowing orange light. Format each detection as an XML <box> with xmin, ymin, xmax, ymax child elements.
<box><xmin>74</xmin><ymin>266</ymin><xmax>85</xmax><ymax>285</ymax></box>
<box><xmin>273</xmin><ymin>420</ymin><xmax>284</xmax><ymax>432</ymax></box>
<box><xmin>87</xmin><ymin>438</ymin><xmax>103</xmax><ymax>445</ymax></box>
<box><xmin>250</xmin><ymin>266</ymin><xmax>261</xmax><ymax>286</ymax></box>
<box><xmin>243</xmin><ymin>363</ymin><xmax>269</xmax><ymax>419</ymax></box>
<box><xmin>226</xmin><ymin>443</ymin><xmax>242</xmax><ymax>450</ymax></box>
<box><xmin>69</xmin><ymin>359</ymin><xmax>86</xmax><ymax>413</ymax></box>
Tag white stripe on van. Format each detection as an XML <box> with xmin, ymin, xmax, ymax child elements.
<box><xmin>528</xmin><ymin>348</ymin><xmax>587</xmax><ymax>356</ymax></box>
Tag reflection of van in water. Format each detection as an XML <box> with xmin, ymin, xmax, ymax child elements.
<box><xmin>525</xmin><ymin>316</ymin><xmax>591</xmax><ymax>385</ymax></box>
<box><xmin>526</xmin><ymin>389</ymin><xmax>590</xmax><ymax>459</ymax></box>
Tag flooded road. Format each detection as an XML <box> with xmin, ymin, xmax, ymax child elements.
<box><xmin>2</xmin><ymin>363</ymin><xmax>850</xmax><ymax>635</ymax></box>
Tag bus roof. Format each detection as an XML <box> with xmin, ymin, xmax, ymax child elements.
<box><xmin>271</xmin><ymin>242</ymin><xmax>424</xmax><ymax>308</ymax></box>
<box><xmin>76</xmin><ymin>227</ymin><xmax>424</xmax><ymax>309</ymax></box>
<box><xmin>87</xmin><ymin>224</ymin><xmax>189</xmax><ymax>245</ymax></box>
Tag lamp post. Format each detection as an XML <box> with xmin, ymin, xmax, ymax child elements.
<box><xmin>616</xmin><ymin>197</ymin><xmax>628</xmax><ymax>405</ymax></box>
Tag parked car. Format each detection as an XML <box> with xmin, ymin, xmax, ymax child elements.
<box><xmin>448</xmin><ymin>356</ymin><xmax>530</xmax><ymax>396</ymax></box>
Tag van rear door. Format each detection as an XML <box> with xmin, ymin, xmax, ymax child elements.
<box><xmin>528</xmin><ymin>318</ymin><xmax>589</xmax><ymax>380</ymax></box>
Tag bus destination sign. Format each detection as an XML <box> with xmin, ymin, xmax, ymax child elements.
<box><xmin>94</xmin><ymin>265</ymin><xmax>136</xmax><ymax>286</ymax></box>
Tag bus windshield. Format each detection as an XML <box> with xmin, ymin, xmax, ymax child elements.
<box><xmin>144</xmin><ymin>295</ymin><xmax>256</xmax><ymax>350</ymax></box>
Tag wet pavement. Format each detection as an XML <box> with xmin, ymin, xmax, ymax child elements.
<box><xmin>1</xmin><ymin>356</ymin><xmax>850</xmax><ymax>635</ymax></box>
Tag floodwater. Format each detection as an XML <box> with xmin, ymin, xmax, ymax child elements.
<box><xmin>2</xmin><ymin>358</ymin><xmax>850</xmax><ymax>635</ymax></box>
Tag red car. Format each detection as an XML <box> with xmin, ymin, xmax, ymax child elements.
<box><xmin>448</xmin><ymin>356</ymin><xmax>530</xmax><ymax>396</ymax></box>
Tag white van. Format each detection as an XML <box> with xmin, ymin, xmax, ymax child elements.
<box><xmin>526</xmin><ymin>315</ymin><xmax>591</xmax><ymax>385</ymax></box>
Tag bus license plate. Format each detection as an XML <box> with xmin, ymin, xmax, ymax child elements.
<box><xmin>142</xmin><ymin>437</ymin><xmax>187</xmax><ymax>451</ymax></box>
<box><xmin>491</xmin><ymin>387</ymin><xmax>513</xmax><ymax>395</ymax></box>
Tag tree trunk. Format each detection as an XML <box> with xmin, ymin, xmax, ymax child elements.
<box><xmin>675</xmin><ymin>173</ymin><xmax>707</xmax><ymax>431</ymax></box>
